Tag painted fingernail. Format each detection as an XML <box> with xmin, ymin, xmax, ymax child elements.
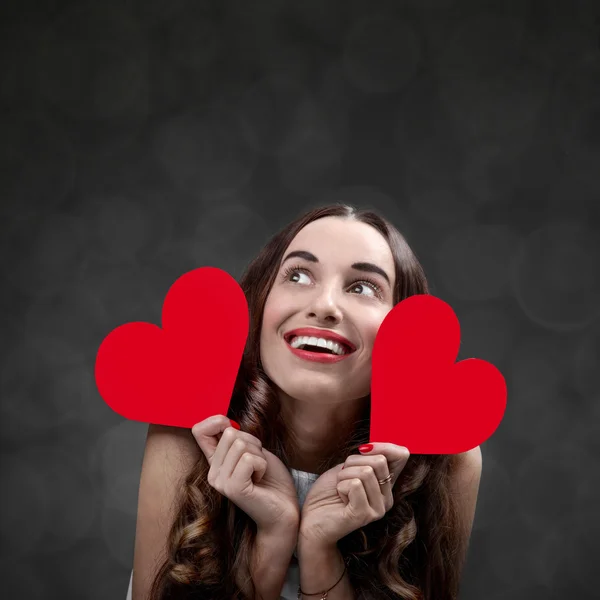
<box><xmin>230</xmin><ymin>420</ymin><xmax>241</xmax><ymax>430</ymax></box>
<box><xmin>358</xmin><ymin>444</ymin><xmax>373</xmax><ymax>453</ymax></box>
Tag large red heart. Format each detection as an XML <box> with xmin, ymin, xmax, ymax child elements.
<box><xmin>370</xmin><ymin>294</ymin><xmax>507</xmax><ymax>454</ymax></box>
<box><xmin>95</xmin><ymin>267</ymin><xmax>249</xmax><ymax>428</ymax></box>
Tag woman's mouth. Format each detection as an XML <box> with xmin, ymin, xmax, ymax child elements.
<box><xmin>283</xmin><ymin>334</ymin><xmax>355</xmax><ymax>363</ymax></box>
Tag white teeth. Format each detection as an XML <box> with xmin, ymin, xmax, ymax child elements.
<box><xmin>289</xmin><ymin>335</ymin><xmax>348</xmax><ymax>356</ymax></box>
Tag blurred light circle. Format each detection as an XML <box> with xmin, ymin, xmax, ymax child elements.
<box><xmin>89</xmin><ymin>420</ymin><xmax>147</xmax><ymax>492</ymax></box>
<box><xmin>503</xmin><ymin>334</ymin><xmax>580</xmax><ymax>444</ymax></box>
<box><xmin>573</xmin><ymin>434</ymin><xmax>600</xmax><ymax>514</ymax></box>
<box><xmin>514</xmin><ymin>444</ymin><xmax>585</xmax><ymax>531</ymax></box>
<box><xmin>434</xmin><ymin>15</ymin><xmax>527</xmax><ymax>77</ymax></box>
<box><xmin>436</xmin><ymin>224</ymin><xmax>520</xmax><ymax>301</ymax></box>
<box><xmin>457</xmin><ymin>305</ymin><xmax>518</xmax><ymax>368</ymax></box>
<box><xmin>22</xmin><ymin>283</ymin><xmax>111</xmax><ymax>354</ymax></box>
<box><xmin>36</xmin><ymin>3</ymin><xmax>149</xmax><ymax>122</ymax></box>
<box><xmin>193</xmin><ymin>203</ymin><xmax>270</xmax><ymax>256</ymax></box>
<box><xmin>105</xmin><ymin>470</ymin><xmax>145</xmax><ymax>517</ymax></box>
<box><xmin>25</xmin><ymin>446</ymin><xmax>98</xmax><ymax>553</ymax></box>
<box><xmin>242</xmin><ymin>20</ymin><xmax>313</xmax><ymax>80</ymax></box>
<box><xmin>512</xmin><ymin>222</ymin><xmax>600</xmax><ymax>331</ymax></box>
<box><xmin>285</xmin><ymin>1</ymin><xmax>347</xmax><ymax>46</ymax></box>
<box><xmin>83</xmin><ymin>263</ymin><xmax>169</xmax><ymax>328</ymax></box>
<box><xmin>485</xmin><ymin>516</ymin><xmax>551</xmax><ymax>589</ymax></box>
<box><xmin>278</xmin><ymin>117</ymin><xmax>342</xmax><ymax>195</ymax></box>
<box><xmin>0</xmin><ymin>23</ymin><xmax>44</xmax><ymax>109</ymax></box>
<box><xmin>0</xmin><ymin>454</ymin><xmax>48</xmax><ymax>557</ymax></box>
<box><xmin>550</xmin><ymin>63</ymin><xmax>600</xmax><ymax>174</ymax></box>
<box><xmin>0</xmin><ymin>337</ymin><xmax>90</xmax><ymax>440</ymax></box>
<box><xmin>152</xmin><ymin>236</ymin><xmax>248</xmax><ymax>283</ymax></box>
<box><xmin>407</xmin><ymin>182</ymin><xmax>479</xmax><ymax>228</ymax></box>
<box><xmin>2</xmin><ymin>213</ymin><xmax>89</xmax><ymax>297</ymax></box>
<box><xmin>545</xmin><ymin>162</ymin><xmax>600</xmax><ymax>224</ymax></box>
<box><xmin>314</xmin><ymin>60</ymin><xmax>364</xmax><ymax>120</ymax></box>
<box><xmin>101</xmin><ymin>505</ymin><xmax>136</xmax><ymax>568</ymax></box>
<box><xmin>438</xmin><ymin>63</ymin><xmax>549</xmax><ymax>155</ymax></box>
<box><xmin>76</xmin><ymin>195</ymin><xmax>154</xmax><ymax>265</ymax></box>
<box><xmin>163</xmin><ymin>10</ymin><xmax>221</xmax><ymax>72</ymax></box>
<box><xmin>67</xmin><ymin>548</ymin><xmax>128</xmax><ymax>600</ymax></box>
<box><xmin>154</xmin><ymin>109</ymin><xmax>259</xmax><ymax>195</ymax></box>
<box><xmin>460</xmin><ymin>143</ymin><xmax>520</xmax><ymax>207</ymax></box>
<box><xmin>238</xmin><ymin>74</ymin><xmax>311</xmax><ymax>156</ymax></box>
<box><xmin>470</xmin><ymin>451</ymin><xmax>514</xmax><ymax>531</ymax></box>
<box><xmin>394</xmin><ymin>73</ymin><xmax>451</xmax><ymax>148</ymax></box>
<box><xmin>565</xmin><ymin>510</ymin><xmax>600</xmax><ymax>595</ymax></box>
<box><xmin>343</xmin><ymin>16</ymin><xmax>421</xmax><ymax>93</ymax></box>
<box><xmin>394</xmin><ymin>78</ymin><xmax>484</xmax><ymax>225</ymax></box>
<box><xmin>573</xmin><ymin>327</ymin><xmax>600</xmax><ymax>398</ymax></box>
<box><xmin>0</xmin><ymin>113</ymin><xmax>75</xmax><ymax>217</ymax></box>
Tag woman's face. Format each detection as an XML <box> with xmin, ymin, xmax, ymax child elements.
<box><xmin>260</xmin><ymin>216</ymin><xmax>396</xmax><ymax>405</ymax></box>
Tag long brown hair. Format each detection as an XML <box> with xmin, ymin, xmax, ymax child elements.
<box><xmin>148</xmin><ymin>204</ymin><xmax>462</xmax><ymax>600</ymax></box>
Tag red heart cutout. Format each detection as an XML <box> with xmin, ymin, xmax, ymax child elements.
<box><xmin>95</xmin><ymin>267</ymin><xmax>249</xmax><ymax>428</ymax></box>
<box><xmin>370</xmin><ymin>294</ymin><xmax>506</xmax><ymax>454</ymax></box>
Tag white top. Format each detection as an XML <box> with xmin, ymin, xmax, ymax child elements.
<box><xmin>125</xmin><ymin>467</ymin><xmax>319</xmax><ymax>600</ymax></box>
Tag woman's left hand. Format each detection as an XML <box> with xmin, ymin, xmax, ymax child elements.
<box><xmin>299</xmin><ymin>443</ymin><xmax>410</xmax><ymax>548</ymax></box>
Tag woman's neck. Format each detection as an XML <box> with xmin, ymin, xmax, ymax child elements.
<box><xmin>280</xmin><ymin>392</ymin><xmax>369</xmax><ymax>473</ymax></box>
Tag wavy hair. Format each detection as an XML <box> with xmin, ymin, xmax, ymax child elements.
<box><xmin>148</xmin><ymin>204</ymin><xmax>463</xmax><ymax>600</ymax></box>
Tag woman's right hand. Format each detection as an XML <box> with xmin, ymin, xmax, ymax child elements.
<box><xmin>192</xmin><ymin>414</ymin><xmax>300</xmax><ymax>534</ymax></box>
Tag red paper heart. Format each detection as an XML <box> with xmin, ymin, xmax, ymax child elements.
<box><xmin>95</xmin><ymin>267</ymin><xmax>249</xmax><ymax>428</ymax></box>
<box><xmin>371</xmin><ymin>294</ymin><xmax>506</xmax><ymax>454</ymax></box>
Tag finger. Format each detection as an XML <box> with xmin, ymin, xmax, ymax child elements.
<box><xmin>191</xmin><ymin>414</ymin><xmax>238</xmax><ymax>463</ymax></box>
<box><xmin>358</xmin><ymin>443</ymin><xmax>410</xmax><ymax>487</ymax></box>
<box><xmin>220</xmin><ymin>437</ymin><xmax>264</xmax><ymax>482</ymax></box>
<box><xmin>192</xmin><ymin>415</ymin><xmax>261</xmax><ymax>466</ymax></box>
<box><xmin>342</xmin><ymin>454</ymin><xmax>392</xmax><ymax>507</ymax></box>
<box><xmin>230</xmin><ymin>452</ymin><xmax>267</xmax><ymax>497</ymax></box>
<box><xmin>211</xmin><ymin>427</ymin><xmax>262</xmax><ymax>472</ymax></box>
<box><xmin>339</xmin><ymin>466</ymin><xmax>385</xmax><ymax>514</ymax></box>
<box><xmin>338</xmin><ymin>478</ymin><xmax>369</xmax><ymax>517</ymax></box>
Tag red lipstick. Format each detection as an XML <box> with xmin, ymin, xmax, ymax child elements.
<box><xmin>283</xmin><ymin>327</ymin><xmax>356</xmax><ymax>352</ymax></box>
<box><xmin>283</xmin><ymin>327</ymin><xmax>356</xmax><ymax>364</ymax></box>
<box><xmin>286</xmin><ymin>345</ymin><xmax>352</xmax><ymax>363</ymax></box>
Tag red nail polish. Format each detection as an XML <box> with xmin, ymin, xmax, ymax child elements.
<box><xmin>358</xmin><ymin>444</ymin><xmax>373</xmax><ymax>453</ymax></box>
<box><xmin>230</xmin><ymin>420</ymin><xmax>241</xmax><ymax>430</ymax></box>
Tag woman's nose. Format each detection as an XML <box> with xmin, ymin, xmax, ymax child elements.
<box><xmin>306</xmin><ymin>287</ymin><xmax>343</xmax><ymax>323</ymax></box>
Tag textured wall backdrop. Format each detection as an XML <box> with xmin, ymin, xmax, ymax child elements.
<box><xmin>1</xmin><ymin>0</ymin><xmax>599</xmax><ymax>598</ymax></box>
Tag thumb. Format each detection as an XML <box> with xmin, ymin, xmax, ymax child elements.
<box><xmin>191</xmin><ymin>414</ymin><xmax>238</xmax><ymax>463</ymax></box>
<box><xmin>337</xmin><ymin>480</ymin><xmax>350</xmax><ymax>507</ymax></box>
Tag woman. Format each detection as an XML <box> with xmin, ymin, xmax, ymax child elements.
<box><xmin>129</xmin><ymin>204</ymin><xmax>482</xmax><ymax>600</ymax></box>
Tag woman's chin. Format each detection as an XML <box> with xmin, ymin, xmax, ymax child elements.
<box><xmin>279</xmin><ymin>382</ymin><xmax>362</xmax><ymax>405</ymax></box>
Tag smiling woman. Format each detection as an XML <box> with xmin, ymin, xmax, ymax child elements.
<box><xmin>130</xmin><ymin>204</ymin><xmax>481</xmax><ymax>600</ymax></box>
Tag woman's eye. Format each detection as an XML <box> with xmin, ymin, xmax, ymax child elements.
<box><xmin>290</xmin><ymin>270</ymin><xmax>310</xmax><ymax>284</ymax></box>
<box><xmin>350</xmin><ymin>283</ymin><xmax>376</xmax><ymax>297</ymax></box>
<box><xmin>284</xmin><ymin>267</ymin><xmax>381</xmax><ymax>298</ymax></box>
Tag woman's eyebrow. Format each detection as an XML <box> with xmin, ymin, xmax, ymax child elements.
<box><xmin>281</xmin><ymin>250</ymin><xmax>391</xmax><ymax>285</ymax></box>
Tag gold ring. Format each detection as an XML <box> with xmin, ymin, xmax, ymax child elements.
<box><xmin>378</xmin><ymin>473</ymin><xmax>393</xmax><ymax>486</ymax></box>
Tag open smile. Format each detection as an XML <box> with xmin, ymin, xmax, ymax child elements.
<box><xmin>283</xmin><ymin>328</ymin><xmax>357</xmax><ymax>364</ymax></box>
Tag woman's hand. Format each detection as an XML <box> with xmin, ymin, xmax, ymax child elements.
<box><xmin>299</xmin><ymin>443</ymin><xmax>410</xmax><ymax>548</ymax></box>
<box><xmin>192</xmin><ymin>414</ymin><xmax>300</xmax><ymax>534</ymax></box>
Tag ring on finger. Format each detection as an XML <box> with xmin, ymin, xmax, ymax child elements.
<box><xmin>378</xmin><ymin>473</ymin><xmax>393</xmax><ymax>486</ymax></box>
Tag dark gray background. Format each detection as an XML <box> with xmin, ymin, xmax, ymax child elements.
<box><xmin>1</xmin><ymin>0</ymin><xmax>599</xmax><ymax>598</ymax></box>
